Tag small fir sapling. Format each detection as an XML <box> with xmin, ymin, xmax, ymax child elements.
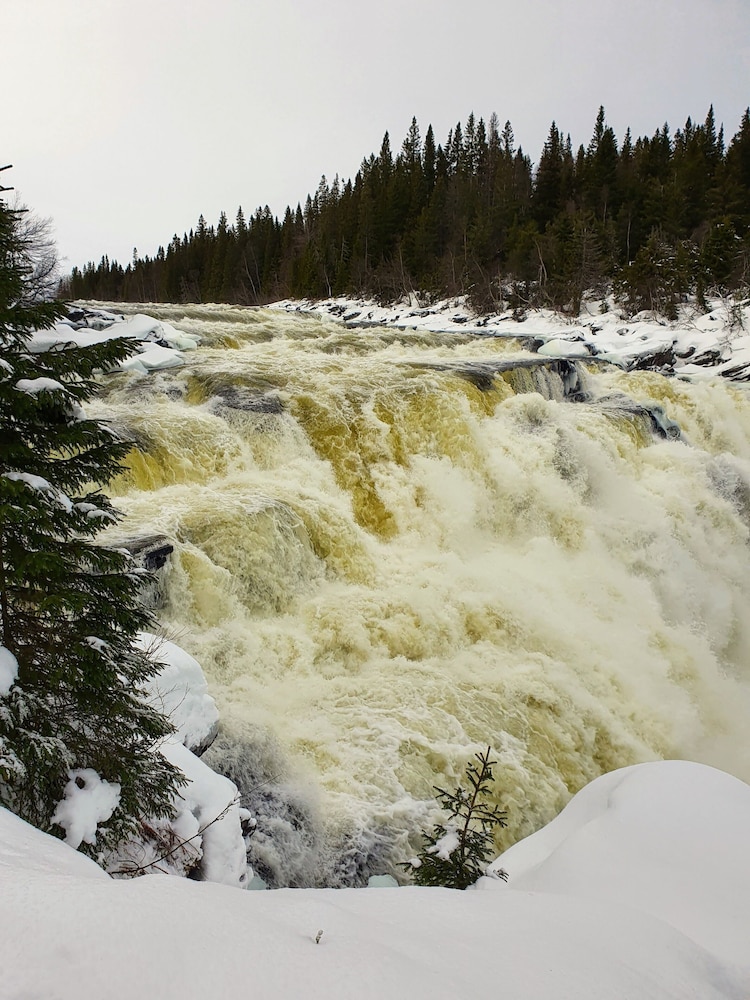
<box><xmin>403</xmin><ymin>746</ymin><xmax>509</xmax><ymax>889</ymax></box>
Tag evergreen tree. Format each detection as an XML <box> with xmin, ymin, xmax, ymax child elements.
<box><xmin>725</xmin><ymin>108</ymin><xmax>750</xmax><ymax>233</ymax></box>
<box><xmin>584</xmin><ymin>106</ymin><xmax>619</xmax><ymax>224</ymax></box>
<box><xmin>62</xmin><ymin>106</ymin><xmax>750</xmax><ymax>315</ymax></box>
<box><xmin>423</xmin><ymin>124</ymin><xmax>437</xmax><ymax>195</ymax></box>
<box><xmin>0</xmin><ymin>172</ymin><xmax>182</xmax><ymax>853</ymax></box>
<box><xmin>533</xmin><ymin>121</ymin><xmax>566</xmax><ymax>228</ymax></box>
<box><xmin>403</xmin><ymin>747</ymin><xmax>508</xmax><ymax>889</ymax></box>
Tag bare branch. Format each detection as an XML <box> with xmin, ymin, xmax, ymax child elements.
<box><xmin>112</xmin><ymin>795</ymin><xmax>241</xmax><ymax>877</ymax></box>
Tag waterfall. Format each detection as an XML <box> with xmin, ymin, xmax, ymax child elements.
<box><xmin>91</xmin><ymin>304</ymin><xmax>750</xmax><ymax>886</ymax></box>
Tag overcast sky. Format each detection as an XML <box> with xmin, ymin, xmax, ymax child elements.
<box><xmin>5</xmin><ymin>0</ymin><xmax>750</xmax><ymax>272</ymax></box>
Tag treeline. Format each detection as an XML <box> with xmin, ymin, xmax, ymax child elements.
<box><xmin>64</xmin><ymin>106</ymin><xmax>750</xmax><ymax>317</ymax></box>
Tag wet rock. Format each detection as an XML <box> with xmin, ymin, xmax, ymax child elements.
<box><xmin>675</xmin><ymin>345</ymin><xmax>723</xmax><ymax>366</ymax></box>
<box><xmin>719</xmin><ymin>361</ymin><xmax>750</xmax><ymax>381</ymax></box>
<box><xmin>119</xmin><ymin>534</ymin><xmax>174</xmax><ymax>608</ymax></box>
<box><xmin>122</xmin><ymin>534</ymin><xmax>175</xmax><ymax>570</ymax></box>
<box><xmin>212</xmin><ymin>386</ymin><xmax>284</xmax><ymax>414</ymax></box>
<box><xmin>648</xmin><ymin>404</ymin><xmax>681</xmax><ymax>439</ymax></box>
<box><xmin>629</xmin><ymin>347</ymin><xmax>675</xmax><ymax>371</ymax></box>
<box><xmin>589</xmin><ymin>394</ymin><xmax>681</xmax><ymax>440</ymax></box>
<box><xmin>521</xmin><ymin>336</ymin><xmax>546</xmax><ymax>353</ymax></box>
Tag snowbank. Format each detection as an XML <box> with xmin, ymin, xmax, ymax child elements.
<box><xmin>138</xmin><ymin>632</ymin><xmax>219</xmax><ymax>755</ymax></box>
<box><xmin>1</xmin><ymin>761</ymin><xmax>747</xmax><ymax>999</ymax></box>
<box><xmin>272</xmin><ymin>293</ymin><xmax>750</xmax><ymax>379</ymax></box>
<box><xmin>30</xmin><ymin>306</ymin><xmax>200</xmax><ymax>371</ymax></box>
<box><xmin>483</xmin><ymin>759</ymin><xmax>750</xmax><ymax>966</ymax></box>
<box><xmin>103</xmin><ymin>636</ymin><xmax>246</xmax><ymax>887</ymax></box>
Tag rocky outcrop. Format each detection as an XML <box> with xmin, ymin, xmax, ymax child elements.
<box><xmin>119</xmin><ymin>534</ymin><xmax>174</xmax><ymax>609</ymax></box>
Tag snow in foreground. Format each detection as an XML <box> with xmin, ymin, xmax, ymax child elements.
<box><xmin>2</xmin><ymin>760</ymin><xmax>748</xmax><ymax>1000</ymax></box>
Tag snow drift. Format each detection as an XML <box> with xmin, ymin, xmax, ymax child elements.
<box><xmin>1</xmin><ymin>760</ymin><xmax>748</xmax><ymax>999</ymax></box>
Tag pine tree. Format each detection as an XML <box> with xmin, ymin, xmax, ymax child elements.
<box><xmin>0</xmin><ymin>171</ymin><xmax>183</xmax><ymax>853</ymax></box>
<box><xmin>403</xmin><ymin>747</ymin><xmax>508</xmax><ymax>889</ymax></box>
<box><xmin>533</xmin><ymin>121</ymin><xmax>566</xmax><ymax>229</ymax></box>
<box><xmin>423</xmin><ymin>124</ymin><xmax>437</xmax><ymax>195</ymax></box>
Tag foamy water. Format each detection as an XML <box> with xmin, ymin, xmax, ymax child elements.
<box><xmin>91</xmin><ymin>304</ymin><xmax>750</xmax><ymax>886</ymax></box>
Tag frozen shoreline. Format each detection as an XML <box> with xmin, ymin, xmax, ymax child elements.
<box><xmin>66</xmin><ymin>293</ymin><xmax>750</xmax><ymax>382</ymax></box>
<box><xmin>271</xmin><ymin>292</ymin><xmax>750</xmax><ymax>381</ymax></box>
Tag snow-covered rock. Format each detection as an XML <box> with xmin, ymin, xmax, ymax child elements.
<box><xmin>138</xmin><ymin>632</ymin><xmax>219</xmax><ymax>755</ymax></box>
<box><xmin>105</xmin><ymin>736</ymin><xmax>250</xmax><ymax>888</ymax></box>
<box><xmin>130</xmin><ymin>343</ymin><xmax>186</xmax><ymax>370</ymax></box>
<box><xmin>113</xmin><ymin>312</ymin><xmax>200</xmax><ymax>352</ymax></box>
<box><xmin>272</xmin><ymin>293</ymin><xmax>750</xmax><ymax>381</ymax></box>
<box><xmin>537</xmin><ymin>337</ymin><xmax>591</xmax><ymax>358</ymax></box>
<box><xmin>25</xmin><ymin>306</ymin><xmax>200</xmax><ymax>372</ymax></box>
<box><xmin>96</xmin><ymin>635</ymin><xmax>244</xmax><ymax>886</ymax></box>
<box><xmin>160</xmin><ymin>739</ymin><xmax>249</xmax><ymax>888</ymax></box>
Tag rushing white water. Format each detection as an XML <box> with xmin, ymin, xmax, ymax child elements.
<box><xmin>91</xmin><ymin>303</ymin><xmax>750</xmax><ymax>886</ymax></box>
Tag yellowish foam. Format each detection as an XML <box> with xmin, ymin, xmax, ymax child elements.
<box><xmin>94</xmin><ymin>305</ymin><xmax>750</xmax><ymax>862</ymax></box>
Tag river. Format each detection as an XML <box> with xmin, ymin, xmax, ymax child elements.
<box><xmin>89</xmin><ymin>303</ymin><xmax>750</xmax><ymax>886</ymax></box>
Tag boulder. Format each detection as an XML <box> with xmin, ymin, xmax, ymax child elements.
<box><xmin>119</xmin><ymin>534</ymin><xmax>174</xmax><ymax>608</ymax></box>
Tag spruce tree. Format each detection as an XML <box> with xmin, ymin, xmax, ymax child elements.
<box><xmin>0</xmin><ymin>171</ymin><xmax>182</xmax><ymax>853</ymax></box>
<box><xmin>403</xmin><ymin>747</ymin><xmax>508</xmax><ymax>889</ymax></box>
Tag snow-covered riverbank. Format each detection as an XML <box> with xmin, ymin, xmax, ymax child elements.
<box><xmin>65</xmin><ymin>292</ymin><xmax>750</xmax><ymax>382</ymax></box>
<box><xmin>273</xmin><ymin>292</ymin><xmax>750</xmax><ymax>380</ymax></box>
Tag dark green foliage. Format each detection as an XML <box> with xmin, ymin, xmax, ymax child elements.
<box><xmin>615</xmin><ymin>232</ymin><xmax>696</xmax><ymax>318</ymax></box>
<box><xmin>403</xmin><ymin>747</ymin><xmax>508</xmax><ymax>889</ymax></box>
<box><xmin>700</xmin><ymin>219</ymin><xmax>741</xmax><ymax>290</ymax></box>
<box><xmin>0</xmin><ymin>173</ymin><xmax>183</xmax><ymax>853</ymax></box>
<box><xmin>62</xmin><ymin>106</ymin><xmax>750</xmax><ymax>318</ymax></box>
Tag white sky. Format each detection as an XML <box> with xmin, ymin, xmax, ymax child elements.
<box><xmin>4</xmin><ymin>0</ymin><xmax>750</xmax><ymax>272</ymax></box>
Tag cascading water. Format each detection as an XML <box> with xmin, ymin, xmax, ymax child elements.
<box><xmin>90</xmin><ymin>303</ymin><xmax>750</xmax><ymax>887</ymax></box>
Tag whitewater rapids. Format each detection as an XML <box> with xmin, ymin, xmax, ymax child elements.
<box><xmin>90</xmin><ymin>303</ymin><xmax>750</xmax><ymax>886</ymax></box>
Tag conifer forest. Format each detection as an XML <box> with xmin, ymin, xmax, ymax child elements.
<box><xmin>64</xmin><ymin>106</ymin><xmax>750</xmax><ymax>317</ymax></box>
